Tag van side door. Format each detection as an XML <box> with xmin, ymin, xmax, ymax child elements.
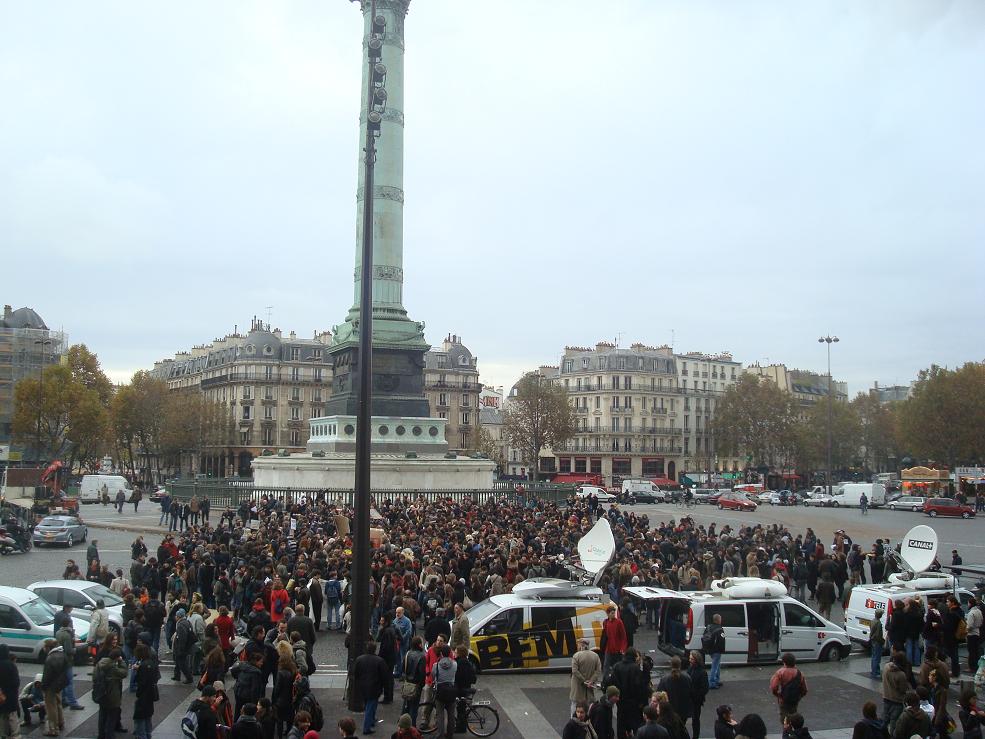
<box><xmin>525</xmin><ymin>605</ymin><xmax>578</xmax><ymax>669</ymax></box>
<box><xmin>472</xmin><ymin>606</ymin><xmax>526</xmax><ymax>671</ymax></box>
<box><xmin>701</xmin><ymin>603</ymin><xmax>748</xmax><ymax>665</ymax></box>
<box><xmin>781</xmin><ymin>601</ymin><xmax>828</xmax><ymax>660</ymax></box>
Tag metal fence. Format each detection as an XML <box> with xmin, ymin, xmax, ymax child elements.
<box><xmin>165</xmin><ymin>479</ymin><xmax>576</xmax><ymax>508</ymax></box>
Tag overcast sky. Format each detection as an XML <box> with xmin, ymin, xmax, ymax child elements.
<box><xmin>2</xmin><ymin>1</ymin><xmax>983</xmax><ymax>396</ymax></box>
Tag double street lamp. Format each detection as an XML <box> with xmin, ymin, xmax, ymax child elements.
<box><xmin>818</xmin><ymin>335</ymin><xmax>839</xmax><ymax>495</ymax></box>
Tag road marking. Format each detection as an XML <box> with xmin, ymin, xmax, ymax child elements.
<box><xmin>487</xmin><ymin>683</ymin><xmax>560</xmax><ymax>739</ymax></box>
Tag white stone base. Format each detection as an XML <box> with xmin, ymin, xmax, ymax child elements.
<box><xmin>252</xmin><ymin>451</ymin><xmax>496</xmax><ymax>490</ymax></box>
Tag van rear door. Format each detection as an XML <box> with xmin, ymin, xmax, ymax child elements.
<box><xmin>624</xmin><ymin>586</ymin><xmax>690</xmax><ymax>658</ymax></box>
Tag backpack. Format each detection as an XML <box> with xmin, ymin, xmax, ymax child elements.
<box><xmin>297</xmin><ymin>693</ymin><xmax>324</xmax><ymax>731</ymax></box>
<box><xmin>180</xmin><ymin>709</ymin><xmax>198</xmax><ymax>739</ymax></box>
<box><xmin>780</xmin><ymin>670</ymin><xmax>804</xmax><ymax>706</ymax></box>
<box><xmin>91</xmin><ymin>663</ymin><xmax>107</xmax><ymax>704</ymax></box>
<box><xmin>325</xmin><ymin>580</ymin><xmax>341</xmax><ymax>602</ymax></box>
<box><xmin>701</xmin><ymin>625</ymin><xmax>724</xmax><ymax>654</ymax></box>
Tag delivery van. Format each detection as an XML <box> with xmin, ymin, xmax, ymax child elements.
<box><xmin>79</xmin><ymin>474</ymin><xmax>133</xmax><ymax>504</ymax></box>
<box><xmin>625</xmin><ymin>578</ymin><xmax>852</xmax><ymax>664</ymax></box>
<box><xmin>829</xmin><ymin>483</ymin><xmax>886</xmax><ymax>508</ymax></box>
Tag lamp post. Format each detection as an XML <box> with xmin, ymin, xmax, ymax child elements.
<box><xmin>348</xmin><ymin>0</ymin><xmax>387</xmax><ymax>684</ymax></box>
<box><xmin>34</xmin><ymin>338</ymin><xmax>52</xmax><ymax>464</ymax></box>
<box><xmin>818</xmin><ymin>335</ymin><xmax>839</xmax><ymax>495</ymax></box>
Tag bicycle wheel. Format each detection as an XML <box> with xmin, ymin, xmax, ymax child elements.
<box><xmin>467</xmin><ymin>704</ymin><xmax>500</xmax><ymax>737</ymax></box>
<box><xmin>416</xmin><ymin>703</ymin><xmax>439</xmax><ymax>735</ymax></box>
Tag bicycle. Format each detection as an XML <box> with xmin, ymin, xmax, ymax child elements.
<box><xmin>417</xmin><ymin>689</ymin><xmax>500</xmax><ymax>736</ymax></box>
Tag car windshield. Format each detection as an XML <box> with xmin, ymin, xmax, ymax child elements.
<box><xmin>39</xmin><ymin>517</ymin><xmax>68</xmax><ymax>526</ymax></box>
<box><xmin>82</xmin><ymin>584</ymin><xmax>124</xmax><ymax>607</ymax></box>
<box><xmin>22</xmin><ymin>597</ymin><xmax>56</xmax><ymax>626</ymax></box>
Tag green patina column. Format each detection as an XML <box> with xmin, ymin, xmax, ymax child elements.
<box><xmin>327</xmin><ymin>0</ymin><xmax>430</xmax><ymax>418</ymax></box>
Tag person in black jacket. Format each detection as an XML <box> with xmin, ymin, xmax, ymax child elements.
<box><xmin>230</xmin><ymin>653</ymin><xmax>265</xmax><ymax>720</ymax></box>
<box><xmin>611</xmin><ymin>648</ymin><xmax>648</xmax><ymax>737</ymax></box>
<box><xmin>589</xmin><ymin>686</ymin><xmax>619</xmax><ymax>739</ymax></box>
<box><xmin>352</xmin><ymin>641</ymin><xmax>389</xmax><ymax>735</ymax></box>
<box><xmin>715</xmin><ymin>704</ymin><xmax>738</xmax><ymax>739</ymax></box>
<box><xmin>187</xmin><ymin>685</ymin><xmax>220</xmax><ymax>739</ymax></box>
<box><xmin>454</xmin><ymin>645</ymin><xmax>477</xmax><ymax>732</ymax></box>
<box><xmin>377</xmin><ymin>613</ymin><xmax>399</xmax><ymax>704</ymax></box>
<box><xmin>688</xmin><ymin>650</ymin><xmax>710</xmax><ymax>739</ymax></box>
<box><xmin>0</xmin><ymin>645</ymin><xmax>20</xmax><ymax>738</ymax></box>
<box><xmin>940</xmin><ymin>596</ymin><xmax>964</xmax><ymax>678</ymax></box>
<box><xmin>657</xmin><ymin>656</ymin><xmax>693</xmax><ymax>725</ymax></box>
<box><xmin>133</xmin><ymin>644</ymin><xmax>160</xmax><ymax>739</ymax></box>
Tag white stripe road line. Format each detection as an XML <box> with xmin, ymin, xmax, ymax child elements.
<box><xmin>487</xmin><ymin>683</ymin><xmax>561</xmax><ymax>739</ymax></box>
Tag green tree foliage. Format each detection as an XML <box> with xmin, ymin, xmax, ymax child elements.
<box><xmin>111</xmin><ymin>371</ymin><xmax>169</xmax><ymax>481</ymax></box>
<box><xmin>12</xmin><ymin>344</ymin><xmax>112</xmax><ymax>469</ymax></box>
<box><xmin>898</xmin><ymin>362</ymin><xmax>985</xmax><ymax>467</ymax></box>
<box><xmin>852</xmin><ymin>391</ymin><xmax>902</xmax><ymax>473</ymax></box>
<box><xmin>475</xmin><ymin>425</ymin><xmax>506</xmax><ymax>472</ymax></box>
<box><xmin>504</xmin><ymin>373</ymin><xmax>576</xmax><ymax>480</ymax></box>
<box><xmin>795</xmin><ymin>399</ymin><xmax>863</xmax><ymax>473</ymax></box>
<box><xmin>710</xmin><ymin>374</ymin><xmax>799</xmax><ymax>468</ymax></box>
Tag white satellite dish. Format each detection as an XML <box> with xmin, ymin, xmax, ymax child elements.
<box><xmin>900</xmin><ymin>525</ymin><xmax>938</xmax><ymax>574</ymax></box>
<box><xmin>577</xmin><ymin>517</ymin><xmax>616</xmax><ymax>586</ymax></box>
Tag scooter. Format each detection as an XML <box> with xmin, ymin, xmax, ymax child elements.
<box><xmin>0</xmin><ymin>522</ymin><xmax>32</xmax><ymax>555</ymax></box>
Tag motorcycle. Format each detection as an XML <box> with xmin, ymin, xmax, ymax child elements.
<box><xmin>0</xmin><ymin>520</ymin><xmax>32</xmax><ymax>555</ymax></box>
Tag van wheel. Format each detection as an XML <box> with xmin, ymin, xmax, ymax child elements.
<box><xmin>820</xmin><ymin>643</ymin><xmax>842</xmax><ymax>662</ymax></box>
<box><xmin>832</xmin><ymin>502</ymin><xmax>839</xmax><ymax>508</ymax></box>
<box><xmin>929</xmin><ymin>510</ymin><xmax>938</xmax><ymax>518</ymax></box>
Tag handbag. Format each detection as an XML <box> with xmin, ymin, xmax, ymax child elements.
<box><xmin>400</xmin><ymin>679</ymin><xmax>419</xmax><ymax>700</ymax></box>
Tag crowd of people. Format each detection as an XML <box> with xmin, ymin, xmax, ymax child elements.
<box><xmin>0</xmin><ymin>491</ymin><xmax>982</xmax><ymax>739</ymax></box>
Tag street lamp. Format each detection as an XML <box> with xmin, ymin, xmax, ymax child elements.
<box><xmin>818</xmin><ymin>335</ymin><xmax>839</xmax><ymax>495</ymax></box>
<box><xmin>34</xmin><ymin>338</ymin><xmax>52</xmax><ymax>464</ymax></box>
<box><xmin>348</xmin><ymin>1</ymin><xmax>387</xmax><ymax>687</ymax></box>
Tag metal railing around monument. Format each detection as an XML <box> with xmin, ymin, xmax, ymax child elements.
<box><xmin>165</xmin><ymin>479</ymin><xmax>576</xmax><ymax>509</ymax></box>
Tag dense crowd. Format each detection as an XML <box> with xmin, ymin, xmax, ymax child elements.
<box><xmin>0</xmin><ymin>490</ymin><xmax>982</xmax><ymax>739</ymax></box>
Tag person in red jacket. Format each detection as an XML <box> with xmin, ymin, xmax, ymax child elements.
<box><xmin>419</xmin><ymin>634</ymin><xmax>447</xmax><ymax>729</ymax></box>
<box><xmin>269</xmin><ymin>578</ymin><xmax>290</xmax><ymax>624</ymax></box>
<box><xmin>214</xmin><ymin>606</ymin><xmax>236</xmax><ymax>655</ymax></box>
<box><xmin>600</xmin><ymin>605</ymin><xmax>628</xmax><ymax>674</ymax></box>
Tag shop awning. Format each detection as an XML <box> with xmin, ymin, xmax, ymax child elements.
<box><xmin>646</xmin><ymin>477</ymin><xmax>679</xmax><ymax>487</ymax></box>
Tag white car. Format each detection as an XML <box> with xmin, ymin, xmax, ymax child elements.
<box><xmin>576</xmin><ymin>486</ymin><xmax>616</xmax><ymax>503</ymax></box>
<box><xmin>802</xmin><ymin>494</ymin><xmax>837</xmax><ymax>507</ymax></box>
<box><xmin>27</xmin><ymin>580</ymin><xmax>125</xmax><ymax>636</ymax></box>
<box><xmin>887</xmin><ymin>496</ymin><xmax>926</xmax><ymax>512</ymax></box>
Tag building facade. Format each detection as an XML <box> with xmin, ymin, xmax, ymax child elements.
<box><xmin>150</xmin><ymin>317</ymin><xmax>333</xmax><ymax>477</ymax></box>
<box><xmin>0</xmin><ymin>305</ymin><xmax>67</xmax><ymax>459</ymax></box>
<box><xmin>744</xmin><ymin>363</ymin><xmax>848</xmax><ymax>410</ymax></box>
<box><xmin>871</xmin><ymin>381</ymin><xmax>912</xmax><ymax>404</ymax></box>
<box><xmin>423</xmin><ymin>334</ymin><xmax>482</xmax><ymax>453</ymax></box>
<box><xmin>674</xmin><ymin>350</ymin><xmax>744</xmax><ymax>484</ymax></box>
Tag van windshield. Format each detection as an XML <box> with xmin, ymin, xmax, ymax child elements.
<box><xmin>465</xmin><ymin>599</ymin><xmax>501</xmax><ymax>627</ymax></box>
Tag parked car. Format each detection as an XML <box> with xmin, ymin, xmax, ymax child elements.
<box><xmin>924</xmin><ymin>498</ymin><xmax>975</xmax><ymax>519</ymax></box>
<box><xmin>802</xmin><ymin>493</ymin><xmax>837</xmax><ymax>508</ymax></box>
<box><xmin>27</xmin><ymin>580</ymin><xmax>125</xmax><ymax>635</ymax></box>
<box><xmin>149</xmin><ymin>487</ymin><xmax>167</xmax><ymax>503</ymax></box>
<box><xmin>887</xmin><ymin>496</ymin><xmax>926</xmax><ymax>512</ymax></box>
<box><xmin>717</xmin><ymin>493</ymin><xmax>758</xmax><ymax>512</ymax></box>
<box><xmin>628</xmin><ymin>490</ymin><xmax>665</xmax><ymax>504</ymax></box>
<box><xmin>691</xmin><ymin>488</ymin><xmax>717</xmax><ymax>504</ymax></box>
<box><xmin>576</xmin><ymin>485</ymin><xmax>616</xmax><ymax>503</ymax></box>
<box><xmin>767</xmin><ymin>490</ymin><xmax>799</xmax><ymax>506</ymax></box>
<box><xmin>31</xmin><ymin>515</ymin><xmax>88</xmax><ymax>547</ymax></box>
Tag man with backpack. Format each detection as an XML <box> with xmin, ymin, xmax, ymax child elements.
<box><xmin>292</xmin><ymin>676</ymin><xmax>324</xmax><ymax>734</ymax></box>
<box><xmin>172</xmin><ymin>610</ymin><xmax>196</xmax><ymax>685</ymax></box>
<box><xmin>182</xmin><ymin>684</ymin><xmax>219</xmax><ymax>739</ymax></box>
<box><xmin>230</xmin><ymin>653</ymin><xmax>264</xmax><ymax>720</ymax></box>
<box><xmin>93</xmin><ymin>648</ymin><xmax>129</xmax><ymax>739</ymax></box>
<box><xmin>702</xmin><ymin>613</ymin><xmax>726</xmax><ymax>689</ymax></box>
<box><xmin>770</xmin><ymin>653</ymin><xmax>808</xmax><ymax>728</ymax></box>
<box><xmin>324</xmin><ymin>572</ymin><xmax>343</xmax><ymax>631</ymax></box>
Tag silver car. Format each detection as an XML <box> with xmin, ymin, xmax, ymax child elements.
<box><xmin>31</xmin><ymin>515</ymin><xmax>89</xmax><ymax>547</ymax></box>
<box><xmin>27</xmin><ymin>580</ymin><xmax>124</xmax><ymax>635</ymax></box>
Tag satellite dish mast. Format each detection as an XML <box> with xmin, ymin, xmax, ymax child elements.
<box><xmin>570</xmin><ymin>517</ymin><xmax>616</xmax><ymax>586</ymax></box>
<box><xmin>899</xmin><ymin>525</ymin><xmax>938</xmax><ymax>574</ymax></box>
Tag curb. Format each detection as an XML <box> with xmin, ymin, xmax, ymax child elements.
<box><xmin>86</xmin><ymin>521</ymin><xmax>168</xmax><ymax>536</ymax></box>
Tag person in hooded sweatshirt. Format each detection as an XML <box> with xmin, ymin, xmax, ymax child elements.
<box><xmin>230</xmin><ymin>702</ymin><xmax>264</xmax><ymax>739</ymax></box>
<box><xmin>852</xmin><ymin>701</ymin><xmax>889</xmax><ymax>739</ymax></box>
<box><xmin>891</xmin><ymin>690</ymin><xmax>931</xmax><ymax>739</ymax></box>
<box><xmin>431</xmin><ymin>644</ymin><xmax>458</xmax><ymax>739</ymax></box>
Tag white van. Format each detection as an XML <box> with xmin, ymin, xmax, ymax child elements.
<box><xmin>0</xmin><ymin>586</ymin><xmax>90</xmax><ymax>662</ymax></box>
<box><xmin>79</xmin><ymin>474</ymin><xmax>133</xmax><ymax>504</ymax></box>
<box><xmin>829</xmin><ymin>483</ymin><xmax>886</xmax><ymax>508</ymax></box>
<box><xmin>464</xmin><ymin>580</ymin><xmax>610</xmax><ymax>672</ymax></box>
<box><xmin>621</xmin><ymin>479</ymin><xmax>667</xmax><ymax>502</ymax></box>
<box><xmin>843</xmin><ymin>577</ymin><xmax>974</xmax><ymax>648</ymax></box>
<box><xmin>625</xmin><ymin>578</ymin><xmax>852</xmax><ymax>664</ymax></box>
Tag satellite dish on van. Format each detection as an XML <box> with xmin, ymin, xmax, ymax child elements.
<box><xmin>577</xmin><ymin>517</ymin><xmax>616</xmax><ymax>586</ymax></box>
<box><xmin>900</xmin><ymin>525</ymin><xmax>938</xmax><ymax>574</ymax></box>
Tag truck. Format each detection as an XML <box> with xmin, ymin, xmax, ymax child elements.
<box><xmin>829</xmin><ymin>482</ymin><xmax>886</xmax><ymax>508</ymax></box>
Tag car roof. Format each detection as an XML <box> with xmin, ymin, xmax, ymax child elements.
<box><xmin>27</xmin><ymin>580</ymin><xmax>93</xmax><ymax>592</ymax></box>
<box><xmin>0</xmin><ymin>585</ymin><xmax>41</xmax><ymax>605</ymax></box>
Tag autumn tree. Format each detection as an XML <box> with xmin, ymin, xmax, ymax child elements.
<box><xmin>898</xmin><ymin>362</ymin><xmax>985</xmax><ymax>467</ymax></box>
<box><xmin>793</xmin><ymin>400</ymin><xmax>863</xmax><ymax>475</ymax></box>
<box><xmin>12</xmin><ymin>344</ymin><xmax>112</xmax><ymax>468</ymax></box>
<box><xmin>710</xmin><ymin>374</ymin><xmax>799</xmax><ymax>469</ymax></box>
<box><xmin>475</xmin><ymin>425</ymin><xmax>507</xmax><ymax>473</ymax></box>
<box><xmin>504</xmin><ymin>373</ymin><xmax>576</xmax><ymax>480</ymax></box>
<box><xmin>112</xmin><ymin>371</ymin><xmax>169</xmax><ymax>482</ymax></box>
<box><xmin>852</xmin><ymin>391</ymin><xmax>902</xmax><ymax>473</ymax></box>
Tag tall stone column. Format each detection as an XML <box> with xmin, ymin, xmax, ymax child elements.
<box><xmin>326</xmin><ymin>0</ymin><xmax>430</xmax><ymax>418</ymax></box>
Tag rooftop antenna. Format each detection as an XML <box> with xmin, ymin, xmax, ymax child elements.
<box><xmin>670</xmin><ymin>329</ymin><xmax>675</xmax><ymax>351</ymax></box>
<box><xmin>265</xmin><ymin>306</ymin><xmax>273</xmax><ymax>330</ymax></box>
<box><xmin>614</xmin><ymin>332</ymin><xmax>622</xmax><ymax>347</ymax></box>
